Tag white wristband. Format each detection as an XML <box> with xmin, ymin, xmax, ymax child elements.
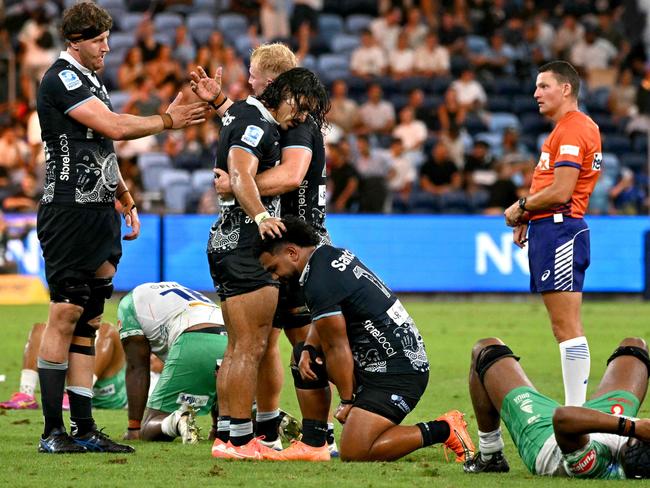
<box><xmin>254</xmin><ymin>211</ymin><xmax>271</xmax><ymax>225</ymax></box>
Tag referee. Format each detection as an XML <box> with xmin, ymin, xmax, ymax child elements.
<box><xmin>36</xmin><ymin>1</ymin><xmax>207</xmax><ymax>453</ymax></box>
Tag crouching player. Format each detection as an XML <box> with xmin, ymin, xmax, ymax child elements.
<box><xmin>119</xmin><ymin>282</ymin><xmax>227</xmax><ymax>444</ymax></box>
<box><xmin>1</xmin><ymin>322</ymin><xmax>126</xmax><ymax>410</ymax></box>
<box><xmin>253</xmin><ymin>217</ymin><xmax>475</xmax><ymax>462</ymax></box>
<box><xmin>465</xmin><ymin>336</ymin><xmax>650</xmax><ymax>479</ymax></box>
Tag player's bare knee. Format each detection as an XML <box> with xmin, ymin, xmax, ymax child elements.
<box><xmin>620</xmin><ymin>337</ymin><xmax>647</xmax><ymax>352</ymax></box>
<box><xmin>52</xmin><ymin>303</ymin><xmax>84</xmax><ymax>330</ymax></box>
<box><xmin>31</xmin><ymin>322</ymin><xmax>46</xmax><ymax>334</ymax></box>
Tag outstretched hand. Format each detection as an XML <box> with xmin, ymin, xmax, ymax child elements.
<box><xmin>189</xmin><ymin>66</ymin><xmax>223</xmax><ymax>103</ymax></box>
<box><xmin>165</xmin><ymin>92</ymin><xmax>209</xmax><ymax>129</ymax></box>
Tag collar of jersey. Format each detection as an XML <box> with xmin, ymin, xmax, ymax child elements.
<box><xmin>245</xmin><ymin>96</ymin><xmax>279</xmax><ymax>125</ymax></box>
<box><xmin>59</xmin><ymin>51</ymin><xmax>99</xmax><ymax>84</ymax></box>
<box><xmin>299</xmin><ymin>244</ymin><xmax>324</xmax><ymax>285</ymax></box>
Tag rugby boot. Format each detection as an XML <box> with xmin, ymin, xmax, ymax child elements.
<box><xmin>326</xmin><ymin>427</ymin><xmax>339</xmax><ymax>458</ymax></box>
<box><xmin>0</xmin><ymin>392</ymin><xmax>38</xmax><ymax>410</ymax></box>
<box><xmin>464</xmin><ymin>451</ymin><xmax>510</xmax><ymax>473</ymax></box>
<box><xmin>38</xmin><ymin>427</ymin><xmax>87</xmax><ymax>453</ymax></box>
<box><xmin>278</xmin><ymin>410</ymin><xmax>302</xmax><ymax>443</ymax></box>
<box><xmin>435</xmin><ymin>410</ymin><xmax>475</xmax><ymax>463</ymax></box>
<box><xmin>211</xmin><ymin>439</ymin><xmax>235</xmax><ymax>458</ymax></box>
<box><xmin>178</xmin><ymin>405</ymin><xmax>200</xmax><ymax>445</ymax></box>
<box><xmin>213</xmin><ymin>437</ymin><xmax>286</xmax><ymax>460</ymax></box>
<box><xmin>278</xmin><ymin>440</ymin><xmax>330</xmax><ymax>461</ymax></box>
<box><xmin>62</xmin><ymin>392</ymin><xmax>70</xmax><ymax>411</ymax></box>
<box><xmin>259</xmin><ymin>436</ymin><xmax>283</xmax><ymax>451</ymax></box>
<box><xmin>72</xmin><ymin>426</ymin><xmax>135</xmax><ymax>453</ymax></box>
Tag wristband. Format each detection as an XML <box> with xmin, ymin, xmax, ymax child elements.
<box><xmin>161</xmin><ymin>112</ymin><xmax>173</xmax><ymax>130</ymax></box>
<box><xmin>209</xmin><ymin>92</ymin><xmax>229</xmax><ymax>112</ymax></box>
<box><xmin>617</xmin><ymin>417</ymin><xmax>636</xmax><ymax>436</ymax></box>
<box><xmin>254</xmin><ymin>211</ymin><xmax>271</xmax><ymax>225</ymax></box>
<box><xmin>128</xmin><ymin>419</ymin><xmax>141</xmax><ymax>430</ymax></box>
<box><xmin>339</xmin><ymin>395</ymin><xmax>355</xmax><ymax>405</ymax></box>
<box><xmin>518</xmin><ymin>197</ymin><xmax>528</xmax><ymax>212</ymax></box>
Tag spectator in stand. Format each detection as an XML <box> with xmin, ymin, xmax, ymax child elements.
<box><xmin>610</xmin><ymin>167</ymin><xmax>645</xmax><ymax>214</ymax></box>
<box><xmin>26</xmin><ymin>109</ymin><xmax>44</xmax><ymax>174</ymax></box>
<box><xmin>370</xmin><ymin>6</ymin><xmax>401</xmax><ymax>52</ymax></box>
<box><xmin>358</xmin><ymin>83</ymin><xmax>396</xmax><ymax>136</ymax></box>
<box><xmin>626</xmin><ymin>63</ymin><xmax>650</xmax><ymax>137</ymax></box>
<box><xmin>123</xmin><ymin>76</ymin><xmax>162</xmax><ymax>117</ymax></box>
<box><xmin>450</xmin><ymin>69</ymin><xmax>487</xmax><ymax>112</ymax></box>
<box><xmin>439</xmin><ymin>127</ymin><xmax>465</xmax><ymax>169</ymax></box>
<box><xmin>220</xmin><ymin>47</ymin><xmax>248</xmax><ymax>94</ymax></box>
<box><xmin>419</xmin><ymin>141</ymin><xmax>463</xmax><ymax>207</ymax></box>
<box><xmin>327</xmin><ymin>142</ymin><xmax>359</xmax><ymax>213</ymax></box>
<box><xmin>172</xmin><ymin>24</ymin><xmax>196</xmax><ymax>69</ymax></box>
<box><xmin>516</xmin><ymin>21</ymin><xmax>551</xmax><ymax>79</ymax></box>
<box><xmin>3</xmin><ymin>172</ymin><xmax>41</xmax><ymax>212</ymax></box>
<box><xmin>136</xmin><ymin>16</ymin><xmax>162</xmax><ymax>63</ymax></box>
<box><xmin>171</xmin><ymin>125</ymin><xmax>209</xmax><ymax>171</ymax></box>
<box><xmin>553</xmin><ymin>14</ymin><xmax>584</xmax><ymax>59</ymax></box>
<box><xmin>189</xmin><ymin>46</ymin><xmax>220</xmax><ymax>83</ymax></box>
<box><xmin>0</xmin><ymin>123</ymin><xmax>29</xmax><ymax>184</ymax></box>
<box><xmin>386</xmin><ymin>137</ymin><xmax>416</xmax><ymax>211</ymax></box>
<box><xmin>260</xmin><ymin>0</ymin><xmax>290</xmax><ymax>40</ymax></box>
<box><xmin>389</xmin><ymin>32</ymin><xmax>416</xmax><ymax>80</ymax></box>
<box><xmin>414</xmin><ymin>31</ymin><xmax>450</xmax><ymax>77</ymax></box>
<box><xmin>148</xmin><ymin>44</ymin><xmax>182</xmax><ymax>88</ymax></box>
<box><xmin>531</xmin><ymin>9</ymin><xmax>556</xmax><ymax>56</ymax></box>
<box><xmin>464</xmin><ymin>139</ymin><xmax>496</xmax><ymax>187</ymax></box>
<box><xmin>206</xmin><ymin>31</ymin><xmax>227</xmax><ymax>66</ymax></box>
<box><xmin>494</xmin><ymin>127</ymin><xmax>531</xmax><ymax>165</ymax></box>
<box><xmin>438</xmin><ymin>10</ymin><xmax>467</xmax><ymax>55</ymax></box>
<box><xmin>350</xmin><ymin>29</ymin><xmax>387</xmax><ymax>79</ymax></box>
<box><xmin>327</xmin><ymin>79</ymin><xmax>359</xmax><ymax>134</ymax></box>
<box><xmin>570</xmin><ymin>24</ymin><xmax>618</xmax><ymax>72</ymax></box>
<box><xmin>0</xmin><ymin>168</ymin><xmax>15</xmax><ymax>207</ymax></box>
<box><xmin>403</xmin><ymin>7</ymin><xmax>428</xmax><ymax>48</ymax></box>
<box><xmin>407</xmin><ymin>88</ymin><xmax>436</xmax><ymax>132</ymax></box>
<box><xmin>596</xmin><ymin>11</ymin><xmax>624</xmax><ymax>50</ymax></box>
<box><xmin>438</xmin><ymin>87</ymin><xmax>467</xmax><ymax>133</ymax></box>
<box><xmin>353</xmin><ymin>135</ymin><xmax>391</xmax><ymax>213</ymax></box>
<box><xmin>117</xmin><ymin>47</ymin><xmax>145</xmax><ymax>91</ymax></box>
<box><xmin>470</xmin><ymin>31</ymin><xmax>516</xmax><ymax>79</ymax></box>
<box><xmin>393</xmin><ymin>106</ymin><xmax>427</xmax><ymax>152</ymax></box>
<box><xmin>0</xmin><ymin>210</ymin><xmax>17</xmax><ymax>274</ymax></box>
<box><xmin>483</xmin><ymin>161</ymin><xmax>519</xmax><ymax>215</ymax></box>
<box><xmin>290</xmin><ymin>0</ymin><xmax>322</xmax><ymax>34</ymax></box>
<box><xmin>608</xmin><ymin>68</ymin><xmax>638</xmax><ymax>121</ymax></box>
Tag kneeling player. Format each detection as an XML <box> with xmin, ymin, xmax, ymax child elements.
<box><xmin>1</xmin><ymin>322</ymin><xmax>126</xmax><ymax>410</ymax></box>
<box><xmin>253</xmin><ymin>217</ymin><xmax>475</xmax><ymax>462</ymax></box>
<box><xmin>465</xmin><ymin>336</ymin><xmax>650</xmax><ymax>479</ymax></box>
<box><xmin>119</xmin><ymin>282</ymin><xmax>227</xmax><ymax>444</ymax></box>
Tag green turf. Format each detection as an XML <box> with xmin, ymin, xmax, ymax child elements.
<box><xmin>1</xmin><ymin>299</ymin><xmax>649</xmax><ymax>487</ymax></box>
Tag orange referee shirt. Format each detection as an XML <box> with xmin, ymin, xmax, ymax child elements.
<box><xmin>529</xmin><ymin>111</ymin><xmax>602</xmax><ymax>221</ymax></box>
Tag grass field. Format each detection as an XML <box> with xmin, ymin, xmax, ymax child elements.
<box><xmin>1</xmin><ymin>298</ymin><xmax>650</xmax><ymax>487</ymax></box>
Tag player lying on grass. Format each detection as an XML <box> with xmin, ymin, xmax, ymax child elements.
<box><xmin>1</xmin><ymin>322</ymin><xmax>126</xmax><ymax>411</ymax></box>
<box><xmin>464</xmin><ymin>336</ymin><xmax>650</xmax><ymax>479</ymax></box>
<box><xmin>119</xmin><ymin>282</ymin><xmax>227</xmax><ymax>444</ymax></box>
<box><xmin>252</xmin><ymin>216</ymin><xmax>475</xmax><ymax>462</ymax></box>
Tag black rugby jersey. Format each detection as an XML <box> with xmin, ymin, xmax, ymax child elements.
<box><xmin>301</xmin><ymin>245</ymin><xmax>429</xmax><ymax>375</ymax></box>
<box><xmin>279</xmin><ymin>117</ymin><xmax>327</xmax><ymax>239</ymax></box>
<box><xmin>37</xmin><ymin>52</ymin><xmax>118</xmax><ymax>206</ymax></box>
<box><xmin>208</xmin><ymin>97</ymin><xmax>281</xmax><ymax>253</ymax></box>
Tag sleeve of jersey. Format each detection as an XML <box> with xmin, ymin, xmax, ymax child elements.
<box><xmin>46</xmin><ymin>68</ymin><xmax>96</xmax><ymax>115</ymax></box>
<box><xmin>553</xmin><ymin>125</ymin><xmax>586</xmax><ymax>171</ymax></box>
<box><xmin>280</xmin><ymin>122</ymin><xmax>313</xmax><ymax>152</ymax></box>
<box><xmin>562</xmin><ymin>440</ymin><xmax>622</xmax><ymax>479</ymax></box>
<box><xmin>303</xmin><ymin>256</ymin><xmax>349</xmax><ymax>322</ymax></box>
<box><xmin>117</xmin><ymin>293</ymin><xmax>145</xmax><ymax>341</ymax></box>
<box><xmin>228</xmin><ymin>121</ymin><xmax>269</xmax><ymax>161</ymax></box>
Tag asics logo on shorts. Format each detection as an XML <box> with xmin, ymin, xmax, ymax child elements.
<box><xmin>541</xmin><ymin>270</ymin><xmax>550</xmax><ymax>281</ymax></box>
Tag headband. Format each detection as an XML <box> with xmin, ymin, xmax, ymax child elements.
<box><xmin>65</xmin><ymin>26</ymin><xmax>106</xmax><ymax>42</ymax></box>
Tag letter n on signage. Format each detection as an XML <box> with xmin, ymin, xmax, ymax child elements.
<box><xmin>475</xmin><ymin>232</ymin><xmax>529</xmax><ymax>275</ymax></box>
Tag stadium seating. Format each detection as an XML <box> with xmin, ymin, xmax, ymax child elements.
<box><xmin>345</xmin><ymin>14</ymin><xmax>373</xmax><ymax>34</ymax></box>
<box><xmin>108</xmin><ymin>32</ymin><xmax>135</xmax><ymax>53</ymax></box>
<box><xmin>466</xmin><ymin>35</ymin><xmax>489</xmax><ymax>54</ymax></box>
<box><xmin>492</xmin><ymin>77</ymin><xmax>522</xmax><ymax>96</ymax></box>
<box><xmin>191</xmin><ymin>169</ymin><xmax>216</xmax><ymax>195</ymax></box>
<box><xmin>216</xmin><ymin>13</ymin><xmax>249</xmax><ymax>43</ymax></box>
<box><xmin>318</xmin><ymin>14</ymin><xmax>344</xmax><ymax>37</ymax></box>
<box><xmin>620</xmin><ymin>153</ymin><xmax>647</xmax><ymax>172</ymax></box>
<box><xmin>511</xmin><ymin>95</ymin><xmax>539</xmax><ymax>115</ymax></box>
<box><xmin>474</xmin><ymin>131</ymin><xmax>503</xmax><ymax>149</ymax></box>
<box><xmin>160</xmin><ymin>169</ymin><xmax>192</xmax><ymax>213</ymax></box>
<box><xmin>108</xmin><ymin>91</ymin><xmax>131</xmax><ymax>112</ymax></box>
<box><xmin>487</xmin><ymin>95</ymin><xmax>511</xmax><ymax>113</ymax></box>
<box><xmin>602</xmin><ymin>134</ymin><xmax>632</xmax><ymax>154</ymax></box>
<box><xmin>317</xmin><ymin>54</ymin><xmax>350</xmax><ymax>82</ymax></box>
<box><xmin>138</xmin><ymin>153</ymin><xmax>173</xmax><ymax>192</ymax></box>
<box><xmin>119</xmin><ymin>12</ymin><xmax>144</xmax><ymax>32</ymax></box>
<box><xmin>330</xmin><ymin>34</ymin><xmax>360</xmax><ymax>54</ymax></box>
<box><xmin>488</xmin><ymin>112</ymin><xmax>520</xmax><ymax>133</ymax></box>
<box><xmin>186</xmin><ymin>14</ymin><xmax>217</xmax><ymax>32</ymax></box>
<box><xmin>154</xmin><ymin>12</ymin><xmax>183</xmax><ymax>32</ymax></box>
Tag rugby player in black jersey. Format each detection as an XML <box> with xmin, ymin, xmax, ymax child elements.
<box><xmin>253</xmin><ymin>217</ymin><xmax>476</xmax><ymax>462</ymax></box>
<box><xmin>35</xmin><ymin>1</ymin><xmax>207</xmax><ymax>454</ymax></box>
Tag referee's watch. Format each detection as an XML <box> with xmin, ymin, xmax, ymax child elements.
<box><xmin>518</xmin><ymin>197</ymin><xmax>528</xmax><ymax>212</ymax></box>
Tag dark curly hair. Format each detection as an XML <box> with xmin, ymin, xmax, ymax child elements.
<box><xmin>252</xmin><ymin>215</ymin><xmax>321</xmax><ymax>259</ymax></box>
<box><xmin>62</xmin><ymin>1</ymin><xmax>113</xmax><ymax>44</ymax></box>
<box><xmin>622</xmin><ymin>440</ymin><xmax>650</xmax><ymax>479</ymax></box>
<box><xmin>257</xmin><ymin>67</ymin><xmax>330</xmax><ymax>132</ymax></box>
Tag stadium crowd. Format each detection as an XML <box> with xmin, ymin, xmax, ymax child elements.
<box><xmin>0</xmin><ymin>0</ymin><xmax>649</xmax><ymax>215</ymax></box>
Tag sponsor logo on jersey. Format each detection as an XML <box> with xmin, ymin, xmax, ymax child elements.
<box><xmin>520</xmin><ymin>398</ymin><xmax>533</xmax><ymax>414</ymax></box>
<box><xmin>390</xmin><ymin>394</ymin><xmax>411</xmax><ymax>414</ymax></box>
<box><xmin>569</xmin><ymin>449</ymin><xmax>596</xmax><ymax>474</ymax></box>
<box><xmin>592</xmin><ymin>152</ymin><xmax>602</xmax><ymax>171</ymax></box>
<box><xmin>527</xmin><ymin>414</ymin><xmax>541</xmax><ymax>424</ymax></box>
<box><xmin>386</xmin><ymin>300</ymin><xmax>409</xmax><ymax>326</ymax></box>
<box><xmin>59</xmin><ymin>134</ymin><xmax>71</xmax><ymax>181</ymax></box>
<box><xmin>331</xmin><ymin>249</ymin><xmax>355</xmax><ymax>271</ymax></box>
<box><xmin>537</xmin><ymin>152</ymin><xmax>550</xmax><ymax>170</ymax></box>
<box><xmin>176</xmin><ymin>393</ymin><xmax>209</xmax><ymax>408</ymax></box>
<box><xmin>94</xmin><ymin>383</ymin><xmax>116</xmax><ymax>396</ymax></box>
<box><xmin>363</xmin><ymin>320</ymin><xmax>397</xmax><ymax>357</ymax></box>
<box><xmin>559</xmin><ymin>144</ymin><xmax>580</xmax><ymax>157</ymax></box>
<box><xmin>241</xmin><ymin>125</ymin><xmax>264</xmax><ymax>147</ymax></box>
<box><xmin>58</xmin><ymin>69</ymin><xmax>82</xmax><ymax>91</ymax></box>
<box><xmin>610</xmin><ymin>404</ymin><xmax>624</xmax><ymax>415</ymax></box>
<box><xmin>297</xmin><ymin>180</ymin><xmax>308</xmax><ymax>218</ymax></box>
<box><xmin>318</xmin><ymin>184</ymin><xmax>327</xmax><ymax>206</ymax></box>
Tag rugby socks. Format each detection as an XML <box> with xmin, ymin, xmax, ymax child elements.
<box><xmin>37</xmin><ymin>358</ymin><xmax>68</xmax><ymax>436</ymax></box>
<box><xmin>20</xmin><ymin>369</ymin><xmax>39</xmax><ymax>397</ymax></box>
<box><xmin>67</xmin><ymin>386</ymin><xmax>95</xmax><ymax>437</ymax></box>
<box><xmin>216</xmin><ymin>416</ymin><xmax>230</xmax><ymax>442</ymax></box>
<box><xmin>559</xmin><ymin>336</ymin><xmax>590</xmax><ymax>406</ymax></box>
<box><xmin>417</xmin><ymin>420</ymin><xmax>450</xmax><ymax>447</ymax></box>
<box><xmin>161</xmin><ymin>410</ymin><xmax>182</xmax><ymax>438</ymax></box>
<box><xmin>302</xmin><ymin>419</ymin><xmax>328</xmax><ymax>447</ymax></box>
<box><xmin>230</xmin><ymin>418</ymin><xmax>254</xmax><ymax>446</ymax></box>
<box><xmin>478</xmin><ymin>428</ymin><xmax>505</xmax><ymax>459</ymax></box>
<box><xmin>326</xmin><ymin>422</ymin><xmax>335</xmax><ymax>446</ymax></box>
<box><xmin>256</xmin><ymin>409</ymin><xmax>280</xmax><ymax>442</ymax></box>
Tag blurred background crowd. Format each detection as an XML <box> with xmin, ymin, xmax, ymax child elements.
<box><xmin>1</xmin><ymin>0</ymin><xmax>649</xmax><ymax>216</ymax></box>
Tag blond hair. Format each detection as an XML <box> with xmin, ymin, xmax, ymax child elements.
<box><xmin>250</xmin><ymin>43</ymin><xmax>297</xmax><ymax>79</ymax></box>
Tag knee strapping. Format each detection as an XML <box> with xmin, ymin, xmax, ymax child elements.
<box><xmin>50</xmin><ymin>279</ymin><xmax>91</xmax><ymax>307</ymax></box>
<box><xmin>69</xmin><ymin>340</ymin><xmax>95</xmax><ymax>356</ymax></box>
<box><xmin>291</xmin><ymin>342</ymin><xmax>329</xmax><ymax>390</ymax></box>
<box><xmin>475</xmin><ymin>344</ymin><xmax>520</xmax><ymax>383</ymax></box>
<box><xmin>73</xmin><ymin>278</ymin><xmax>114</xmax><ymax>339</ymax></box>
<box><xmin>607</xmin><ymin>346</ymin><xmax>650</xmax><ymax>375</ymax></box>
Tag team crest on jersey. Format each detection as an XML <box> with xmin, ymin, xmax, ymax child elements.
<box><xmin>537</xmin><ymin>152</ymin><xmax>550</xmax><ymax>170</ymax></box>
<box><xmin>241</xmin><ymin>125</ymin><xmax>264</xmax><ymax>147</ymax></box>
<box><xmin>222</xmin><ymin>113</ymin><xmax>235</xmax><ymax>126</ymax></box>
<box><xmin>592</xmin><ymin>152</ymin><xmax>602</xmax><ymax>171</ymax></box>
<box><xmin>58</xmin><ymin>69</ymin><xmax>82</xmax><ymax>91</ymax></box>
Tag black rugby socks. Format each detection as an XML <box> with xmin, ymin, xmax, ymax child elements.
<box><xmin>417</xmin><ymin>420</ymin><xmax>450</xmax><ymax>447</ymax></box>
<box><xmin>67</xmin><ymin>387</ymin><xmax>95</xmax><ymax>436</ymax></box>
<box><xmin>38</xmin><ymin>358</ymin><xmax>68</xmax><ymax>436</ymax></box>
<box><xmin>302</xmin><ymin>419</ymin><xmax>328</xmax><ymax>447</ymax></box>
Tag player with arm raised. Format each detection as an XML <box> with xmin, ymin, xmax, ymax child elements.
<box><xmin>35</xmin><ymin>1</ymin><xmax>207</xmax><ymax>454</ymax></box>
<box><xmin>118</xmin><ymin>282</ymin><xmax>227</xmax><ymax>444</ymax></box>
<box><xmin>504</xmin><ymin>60</ymin><xmax>602</xmax><ymax>407</ymax></box>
